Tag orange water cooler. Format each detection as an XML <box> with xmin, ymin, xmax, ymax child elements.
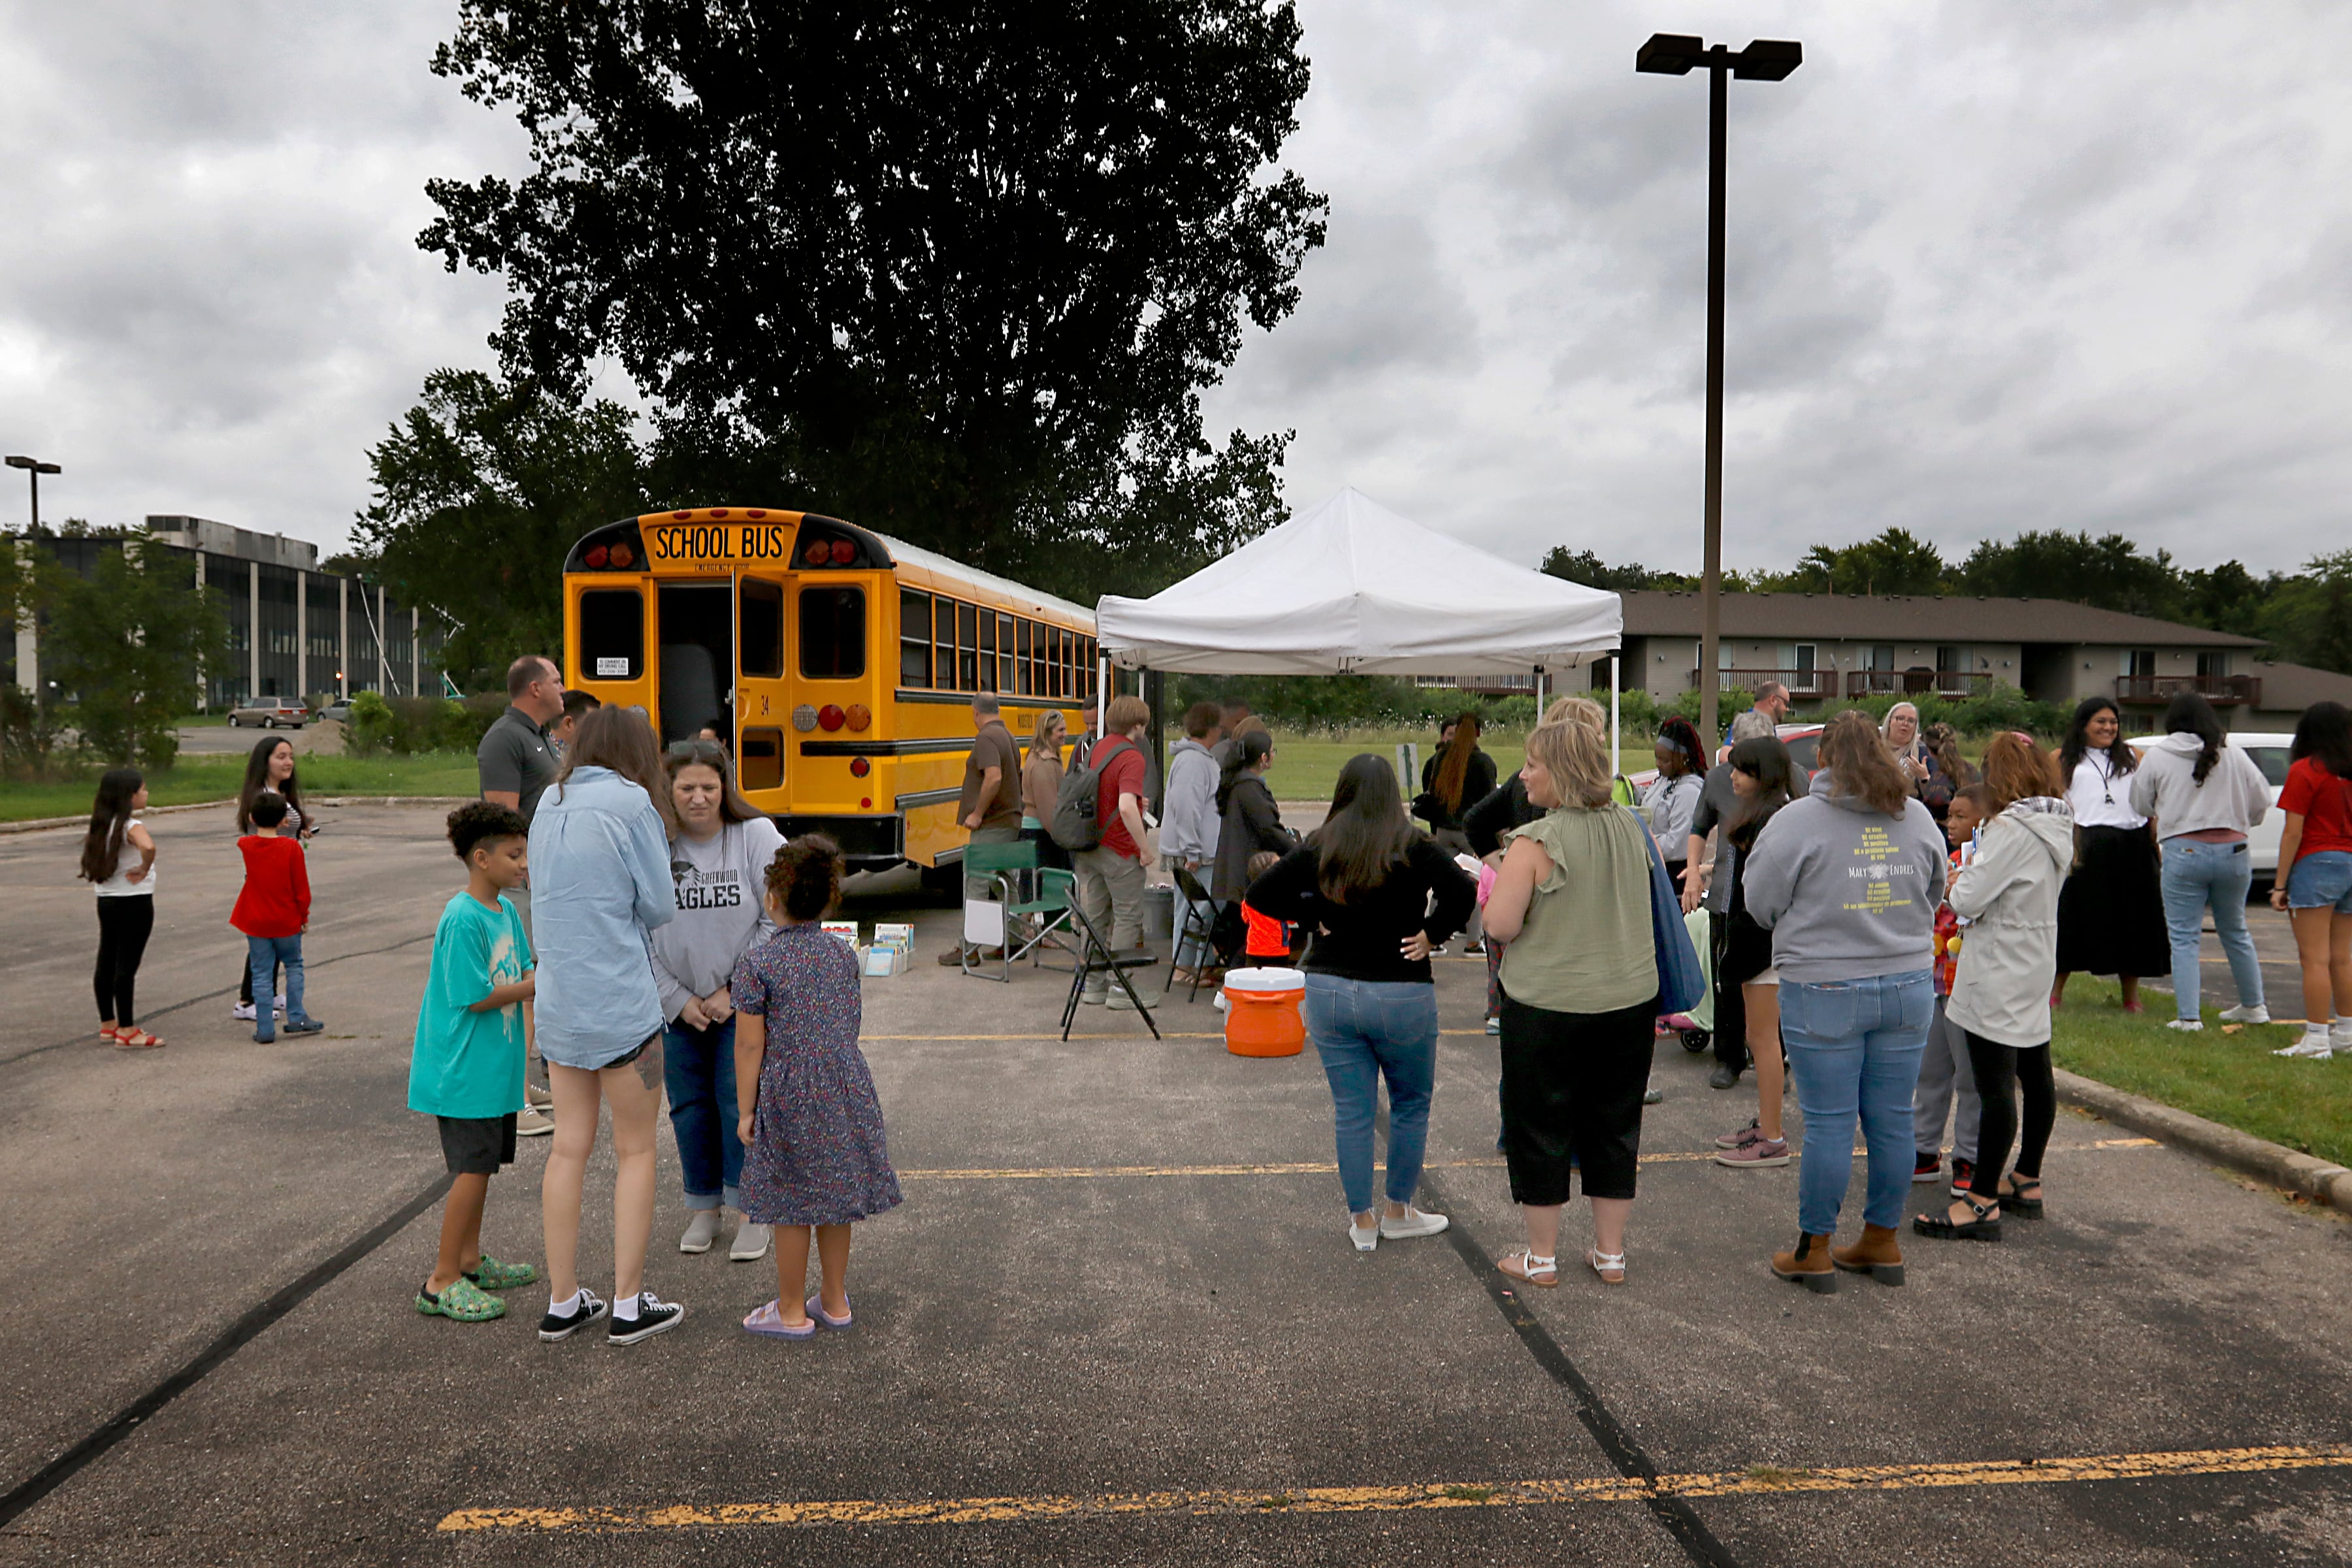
<box><xmin>1222</xmin><ymin>968</ymin><xmax>1307</xmax><ymax>1057</ymax></box>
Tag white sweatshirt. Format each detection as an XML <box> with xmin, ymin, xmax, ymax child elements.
<box><xmin>649</xmin><ymin>817</ymin><xmax>784</xmax><ymax>1024</ymax></box>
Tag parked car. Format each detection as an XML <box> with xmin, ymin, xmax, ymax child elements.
<box><xmin>316</xmin><ymin>700</ymin><xmax>353</xmax><ymax>727</ymax></box>
<box><xmin>2128</xmin><ymin>731</ymin><xmax>2291</xmax><ymax>879</ymax></box>
<box><xmin>227</xmin><ymin>698</ymin><xmax>311</xmax><ymax>729</ymax></box>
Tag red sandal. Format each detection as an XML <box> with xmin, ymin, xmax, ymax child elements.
<box><xmin>112</xmin><ymin>1028</ymin><xmax>166</xmax><ymax>1051</ymax></box>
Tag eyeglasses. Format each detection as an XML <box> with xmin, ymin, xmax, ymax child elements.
<box><xmin>666</xmin><ymin>740</ymin><xmax>728</xmax><ymax>763</ymax></box>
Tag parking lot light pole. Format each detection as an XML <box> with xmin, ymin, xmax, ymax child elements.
<box><xmin>4</xmin><ymin>454</ymin><xmax>62</xmax><ymax>532</ymax></box>
<box><xmin>1636</xmin><ymin>33</ymin><xmax>1800</xmax><ymax>748</ymax></box>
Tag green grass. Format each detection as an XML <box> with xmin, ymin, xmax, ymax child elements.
<box><xmin>1248</xmin><ymin>727</ymin><xmax>1651</xmax><ymax>806</ymax></box>
<box><xmin>1</xmin><ymin>753</ymin><xmax>481</xmax><ymax>823</ymax></box>
<box><xmin>2053</xmin><ymin>979</ymin><xmax>2352</xmax><ymax>1167</ymax></box>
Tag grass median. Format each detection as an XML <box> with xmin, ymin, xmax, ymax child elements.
<box><xmin>2053</xmin><ymin>978</ymin><xmax>2351</xmax><ymax>1168</ymax></box>
<box><xmin>2</xmin><ymin>753</ymin><xmax>481</xmax><ymax>823</ymax></box>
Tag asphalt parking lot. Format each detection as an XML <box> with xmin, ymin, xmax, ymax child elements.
<box><xmin>2</xmin><ymin>802</ymin><xmax>2348</xmax><ymax>1565</ymax></box>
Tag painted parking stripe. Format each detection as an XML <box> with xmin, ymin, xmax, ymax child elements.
<box><xmin>436</xmin><ymin>1443</ymin><xmax>2352</xmax><ymax>1534</ymax></box>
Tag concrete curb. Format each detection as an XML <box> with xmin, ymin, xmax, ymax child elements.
<box><xmin>2054</xmin><ymin>1065</ymin><xmax>2352</xmax><ymax>1211</ymax></box>
<box><xmin>0</xmin><ymin>794</ymin><xmax>476</xmax><ymax>836</ymax></box>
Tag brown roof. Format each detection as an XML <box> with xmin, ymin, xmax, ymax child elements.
<box><xmin>2249</xmin><ymin>660</ymin><xmax>2352</xmax><ymax>713</ymax></box>
<box><xmin>1616</xmin><ymin>591</ymin><xmax>2263</xmax><ymax>649</ymax></box>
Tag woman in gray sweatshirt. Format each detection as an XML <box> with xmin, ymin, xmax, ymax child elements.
<box><xmin>1740</xmin><ymin>711</ymin><xmax>1946</xmax><ymax>1292</ymax></box>
<box><xmin>2128</xmin><ymin>693</ymin><xmax>2272</xmax><ymax>1028</ymax></box>
<box><xmin>653</xmin><ymin>740</ymin><xmax>783</xmax><ymax>1262</ymax></box>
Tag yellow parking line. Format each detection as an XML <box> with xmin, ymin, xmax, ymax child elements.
<box><xmin>436</xmin><ymin>1442</ymin><xmax>2351</xmax><ymax>1533</ymax></box>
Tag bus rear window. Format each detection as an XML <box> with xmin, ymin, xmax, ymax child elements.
<box><xmin>800</xmin><ymin>587</ymin><xmax>866</xmax><ymax>681</ymax></box>
<box><xmin>579</xmin><ymin>589</ymin><xmax>644</xmax><ymax>680</ymax></box>
<box><xmin>740</xmin><ymin>580</ymin><xmax>783</xmax><ymax>679</ymax></box>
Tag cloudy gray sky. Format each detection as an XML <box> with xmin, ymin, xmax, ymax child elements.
<box><xmin>3</xmin><ymin>1</ymin><xmax>2348</xmax><ymax>577</ymax></box>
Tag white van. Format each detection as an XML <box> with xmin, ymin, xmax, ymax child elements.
<box><xmin>2127</xmin><ymin>732</ymin><xmax>2291</xmax><ymax>877</ymax></box>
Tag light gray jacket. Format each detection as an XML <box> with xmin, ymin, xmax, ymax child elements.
<box><xmin>1947</xmin><ymin>796</ymin><xmax>2075</xmax><ymax>1047</ymax></box>
<box><xmin>1742</xmin><ymin>770</ymin><xmax>1947</xmax><ymax>983</ymax></box>
<box><xmin>1160</xmin><ymin>738</ymin><xmax>1222</xmax><ymax>866</ymax></box>
<box><xmin>650</xmin><ymin>817</ymin><xmax>784</xmax><ymax>1024</ymax></box>
<box><xmin>2127</xmin><ymin>734</ymin><xmax>2270</xmax><ymax>841</ymax></box>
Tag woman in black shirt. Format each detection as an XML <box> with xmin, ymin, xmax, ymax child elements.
<box><xmin>1248</xmin><ymin>755</ymin><xmax>1478</xmax><ymax>1253</ymax></box>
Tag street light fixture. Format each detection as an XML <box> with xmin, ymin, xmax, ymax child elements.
<box><xmin>4</xmin><ymin>454</ymin><xmax>62</xmax><ymax>533</ymax></box>
<box><xmin>1637</xmin><ymin>33</ymin><xmax>1801</xmax><ymax>747</ymax></box>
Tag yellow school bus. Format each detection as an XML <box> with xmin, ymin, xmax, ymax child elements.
<box><xmin>562</xmin><ymin>506</ymin><xmax>1097</xmax><ymax>874</ymax></box>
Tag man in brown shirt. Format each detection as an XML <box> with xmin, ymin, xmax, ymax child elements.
<box><xmin>943</xmin><ymin>693</ymin><xmax>1026</xmax><ymax>963</ymax></box>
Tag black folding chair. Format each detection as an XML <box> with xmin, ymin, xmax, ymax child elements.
<box><xmin>1059</xmin><ymin>900</ymin><xmax>1162</xmax><ymax>1041</ymax></box>
<box><xmin>1164</xmin><ymin>866</ymin><xmax>1220</xmax><ymax>1004</ymax></box>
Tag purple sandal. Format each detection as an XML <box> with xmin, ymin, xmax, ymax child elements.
<box><xmin>806</xmin><ymin>1295</ymin><xmax>853</xmax><ymax>1331</ymax></box>
<box><xmin>742</xmin><ymin>1299</ymin><xmax>815</xmax><ymax>1340</ymax></box>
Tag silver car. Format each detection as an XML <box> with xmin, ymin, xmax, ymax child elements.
<box><xmin>227</xmin><ymin>698</ymin><xmax>311</xmax><ymax>729</ymax></box>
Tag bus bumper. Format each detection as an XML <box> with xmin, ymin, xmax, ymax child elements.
<box><xmin>772</xmin><ymin>813</ymin><xmax>905</xmax><ymax>871</ymax></box>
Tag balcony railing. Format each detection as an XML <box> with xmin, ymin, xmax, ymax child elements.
<box><xmin>1844</xmin><ymin>669</ymin><xmax>1994</xmax><ymax>698</ymax></box>
<box><xmin>2116</xmin><ymin>674</ymin><xmax>2261</xmax><ymax>707</ymax></box>
<box><xmin>1690</xmin><ymin>668</ymin><xmax>1837</xmax><ymax>700</ymax></box>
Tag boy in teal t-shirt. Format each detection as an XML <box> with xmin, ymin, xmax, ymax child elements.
<box><xmin>410</xmin><ymin>802</ymin><xmax>539</xmax><ymax>1322</ymax></box>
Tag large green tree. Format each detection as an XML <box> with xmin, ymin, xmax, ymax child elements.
<box><xmin>36</xmin><ymin>535</ymin><xmax>231</xmax><ymax>768</ymax></box>
<box><xmin>1775</xmin><ymin>528</ymin><xmax>1946</xmax><ymax>596</ymax></box>
<box><xmin>1953</xmin><ymin>531</ymin><xmax>2183</xmax><ymax>619</ymax></box>
<box><xmin>419</xmin><ymin>1</ymin><xmax>1324</xmax><ymax>586</ymax></box>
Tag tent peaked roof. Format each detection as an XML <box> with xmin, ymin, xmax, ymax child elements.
<box><xmin>1094</xmin><ymin>487</ymin><xmax>1622</xmax><ymax>676</ymax></box>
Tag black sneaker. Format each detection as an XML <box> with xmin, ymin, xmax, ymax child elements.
<box><xmin>537</xmin><ymin>1287</ymin><xmax>608</xmax><ymax>1343</ymax></box>
<box><xmin>607</xmin><ymin>1292</ymin><xmax>685</xmax><ymax>1347</ymax></box>
<box><xmin>285</xmin><ymin>1017</ymin><xmax>325</xmax><ymax>1036</ymax></box>
<box><xmin>1912</xmin><ymin>1152</ymin><xmax>1942</xmax><ymax>1184</ymax></box>
<box><xmin>1948</xmin><ymin>1158</ymin><xmax>1976</xmax><ymax>1199</ymax></box>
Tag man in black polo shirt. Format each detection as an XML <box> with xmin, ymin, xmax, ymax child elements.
<box><xmin>477</xmin><ymin>653</ymin><xmax>565</xmax><ymax>1130</ymax></box>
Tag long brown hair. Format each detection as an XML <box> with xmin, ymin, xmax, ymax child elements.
<box><xmin>1431</xmin><ymin>711</ymin><xmax>1482</xmax><ymax>814</ymax></box>
<box><xmin>559</xmin><ymin>705</ymin><xmax>674</xmax><ymax>829</ymax></box>
<box><xmin>1980</xmin><ymin>731</ymin><xmax>2059</xmax><ymax>816</ymax></box>
<box><xmin>1816</xmin><ymin>710</ymin><xmax>1914</xmax><ymax>817</ymax></box>
<box><xmin>81</xmin><ymin>768</ymin><xmax>143</xmax><ymax>883</ymax></box>
<box><xmin>1028</xmin><ymin>708</ymin><xmax>1066</xmax><ymax>770</ymax></box>
<box><xmin>236</xmin><ymin>736</ymin><xmax>304</xmax><ymax>833</ymax></box>
<box><xmin>1313</xmin><ymin>753</ymin><xmax>1417</xmax><ymax>902</ymax></box>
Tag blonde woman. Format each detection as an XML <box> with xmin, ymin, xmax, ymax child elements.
<box><xmin>1021</xmin><ymin>710</ymin><xmax>1070</xmax><ymax>871</ymax></box>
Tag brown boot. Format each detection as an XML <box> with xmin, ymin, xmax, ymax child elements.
<box><xmin>1771</xmin><ymin>1232</ymin><xmax>1838</xmax><ymax>1294</ymax></box>
<box><xmin>1830</xmin><ymin>1224</ymin><xmax>1906</xmax><ymax>1287</ymax></box>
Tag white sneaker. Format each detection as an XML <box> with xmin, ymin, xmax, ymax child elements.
<box><xmin>1348</xmin><ymin>1218</ymin><xmax>1379</xmax><ymax>1252</ymax></box>
<box><xmin>273</xmin><ymin>992</ymin><xmax>287</xmax><ymax>1012</ymax></box>
<box><xmin>2330</xmin><ymin>1019</ymin><xmax>2352</xmax><ymax>1051</ymax></box>
<box><xmin>729</xmin><ymin>1220</ymin><xmax>772</xmax><ymax>1261</ymax></box>
<box><xmin>2166</xmin><ymin>1019</ymin><xmax>2204</xmax><ymax>1032</ymax></box>
<box><xmin>2275</xmin><ymin>1033</ymin><xmax>2334</xmax><ymax>1059</ymax></box>
<box><xmin>1107</xmin><ymin>987</ymin><xmax>1153</xmax><ymax>1012</ymax></box>
<box><xmin>1379</xmin><ymin>1205</ymin><xmax>1450</xmax><ymax>1241</ymax></box>
<box><xmin>2219</xmin><ymin>1004</ymin><xmax>2270</xmax><ymax>1024</ymax></box>
<box><xmin>679</xmin><ymin>1210</ymin><xmax>719</xmax><ymax>1254</ymax></box>
<box><xmin>232</xmin><ymin>1002</ymin><xmax>257</xmax><ymax>1021</ymax></box>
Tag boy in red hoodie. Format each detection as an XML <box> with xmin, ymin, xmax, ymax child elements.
<box><xmin>232</xmin><ymin>792</ymin><xmax>321</xmax><ymax>1043</ymax></box>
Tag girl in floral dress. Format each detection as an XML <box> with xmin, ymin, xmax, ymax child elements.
<box><xmin>732</xmin><ymin>836</ymin><xmax>902</xmax><ymax>1339</ymax></box>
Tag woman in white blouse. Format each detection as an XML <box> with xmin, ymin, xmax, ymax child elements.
<box><xmin>2050</xmin><ymin>699</ymin><xmax>2170</xmax><ymax>1012</ymax></box>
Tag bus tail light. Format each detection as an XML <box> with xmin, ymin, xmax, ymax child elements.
<box><xmin>584</xmin><ymin>544</ymin><xmax>609</xmax><ymax>568</ymax></box>
<box><xmin>804</xmin><ymin>541</ymin><xmax>830</xmax><ymax>566</ymax></box>
<box><xmin>860</xmin><ymin>796</ymin><xmax>872</xmax><ymax>809</ymax></box>
<box><xmin>844</xmin><ymin>704</ymin><xmax>872</xmax><ymax>732</ymax></box>
<box><xmin>818</xmin><ymin>704</ymin><xmax>845</xmax><ymax>732</ymax></box>
<box><xmin>849</xmin><ymin>756</ymin><xmax>871</xmax><ymax>778</ymax></box>
<box><xmin>828</xmin><ymin>538</ymin><xmax>857</xmax><ymax>565</ymax></box>
<box><xmin>608</xmin><ymin>542</ymin><xmax>634</xmax><ymax>568</ymax></box>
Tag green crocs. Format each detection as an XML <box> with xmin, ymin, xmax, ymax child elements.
<box><xmin>466</xmin><ymin>1254</ymin><xmax>538</xmax><ymax>1292</ymax></box>
<box><xmin>417</xmin><ymin>1275</ymin><xmax>506</xmax><ymax>1322</ymax></box>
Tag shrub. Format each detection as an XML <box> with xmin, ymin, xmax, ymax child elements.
<box><xmin>346</xmin><ymin>691</ymin><xmax>397</xmax><ymax>756</ymax></box>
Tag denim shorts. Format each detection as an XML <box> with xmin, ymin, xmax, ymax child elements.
<box><xmin>2287</xmin><ymin>850</ymin><xmax>2352</xmax><ymax>913</ymax></box>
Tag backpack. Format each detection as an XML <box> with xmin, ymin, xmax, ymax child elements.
<box><xmin>1050</xmin><ymin>736</ymin><xmax>1132</xmax><ymax>851</ymax></box>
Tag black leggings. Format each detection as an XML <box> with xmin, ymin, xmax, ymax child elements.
<box><xmin>1965</xmin><ymin>1030</ymin><xmax>2055</xmax><ymax>1200</ymax></box>
<box><xmin>95</xmin><ymin>898</ymin><xmax>156</xmax><ymax>1026</ymax></box>
<box><xmin>1499</xmin><ymin>995</ymin><xmax>1657</xmax><ymax>1205</ymax></box>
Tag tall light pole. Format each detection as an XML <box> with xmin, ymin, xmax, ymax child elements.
<box><xmin>4</xmin><ymin>454</ymin><xmax>61</xmax><ymax>532</ymax></box>
<box><xmin>1637</xmin><ymin>34</ymin><xmax>1799</xmax><ymax>749</ymax></box>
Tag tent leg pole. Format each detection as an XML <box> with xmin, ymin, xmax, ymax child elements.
<box><xmin>1610</xmin><ymin>655</ymin><xmax>1622</xmax><ymax>779</ymax></box>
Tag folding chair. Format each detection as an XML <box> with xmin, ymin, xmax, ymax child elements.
<box><xmin>1059</xmin><ymin>900</ymin><xmax>1162</xmax><ymax>1041</ymax></box>
<box><xmin>959</xmin><ymin>841</ymin><xmax>1039</xmax><ymax>983</ymax></box>
<box><xmin>1164</xmin><ymin>866</ymin><xmax>1220</xmax><ymax>1004</ymax></box>
<box><xmin>1006</xmin><ymin>866</ymin><xmax>1079</xmax><ymax>972</ymax></box>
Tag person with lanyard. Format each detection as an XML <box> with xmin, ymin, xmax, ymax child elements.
<box><xmin>477</xmin><ymin>653</ymin><xmax>567</xmax><ymax>1134</ymax></box>
<box><xmin>2049</xmin><ymin>698</ymin><xmax>2167</xmax><ymax>1016</ymax></box>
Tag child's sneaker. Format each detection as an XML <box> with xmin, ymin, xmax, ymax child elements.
<box><xmin>232</xmin><ymin>1001</ymin><xmax>258</xmax><ymax>1021</ymax></box>
<box><xmin>1715</xmin><ymin>1135</ymin><xmax>1791</xmax><ymax>1168</ymax></box>
<box><xmin>608</xmin><ymin>1292</ymin><xmax>686</xmax><ymax>1347</ymax></box>
<box><xmin>466</xmin><ymin>1255</ymin><xmax>538</xmax><ymax>1291</ymax></box>
<box><xmin>417</xmin><ymin>1276</ymin><xmax>505</xmax><ymax>1322</ymax></box>
<box><xmin>537</xmin><ymin>1288</ymin><xmax>608</xmax><ymax>1342</ymax></box>
<box><xmin>2219</xmin><ymin>1004</ymin><xmax>2270</xmax><ymax>1024</ymax></box>
<box><xmin>284</xmin><ymin>1017</ymin><xmax>325</xmax><ymax>1036</ymax></box>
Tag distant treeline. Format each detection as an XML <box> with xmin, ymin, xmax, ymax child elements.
<box><xmin>1541</xmin><ymin>527</ymin><xmax>2352</xmax><ymax>678</ymax></box>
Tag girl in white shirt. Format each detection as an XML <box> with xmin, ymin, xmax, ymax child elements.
<box><xmin>2050</xmin><ymin>698</ymin><xmax>2170</xmax><ymax>1013</ymax></box>
<box><xmin>82</xmin><ymin>768</ymin><xmax>163</xmax><ymax>1050</ymax></box>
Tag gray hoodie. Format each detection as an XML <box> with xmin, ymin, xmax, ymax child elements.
<box><xmin>650</xmin><ymin>817</ymin><xmax>784</xmax><ymax>1024</ymax></box>
<box><xmin>2127</xmin><ymin>733</ymin><xmax>2270</xmax><ymax>841</ymax></box>
<box><xmin>1160</xmin><ymin>737</ymin><xmax>1222</xmax><ymax>866</ymax></box>
<box><xmin>1946</xmin><ymin>796</ymin><xmax>2076</xmax><ymax>1047</ymax></box>
<box><xmin>1740</xmin><ymin>769</ymin><xmax>1948</xmax><ymax>983</ymax></box>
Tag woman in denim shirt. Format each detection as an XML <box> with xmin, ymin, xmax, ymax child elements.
<box><xmin>528</xmin><ymin>706</ymin><xmax>687</xmax><ymax>1345</ymax></box>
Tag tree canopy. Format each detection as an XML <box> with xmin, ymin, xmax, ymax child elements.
<box><xmin>419</xmin><ymin>1</ymin><xmax>1324</xmax><ymax>592</ymax></box>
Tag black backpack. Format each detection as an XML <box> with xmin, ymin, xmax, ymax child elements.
<box><xmin>1050</xmin><ymin>737</ymin><xmax>1132</xmax><ymax>851</ymax></box>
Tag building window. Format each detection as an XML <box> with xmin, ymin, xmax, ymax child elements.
<box><xmin>798</xmin><ymin>586</ymin><xmax>865</xmax><ymax>680</ymax></box>
<box><xmin>2128</xmin><ymin>649</ymin><xmax>2157</xmax><ymax>678</ymax></box>
<box><xmin>1867</xmin><ymin>645</ymin><xmax>1895</xmax><ymax>672</ymax></box>
<box><xmin>1935</xmin><ymin>645</ymin><xmax>1963</xmax><ymax>672</ymax></box>
<box><xmin>2197</xmin><ymin>651</ymin><xmax>2230</xmax><ymax>679</ymax></box>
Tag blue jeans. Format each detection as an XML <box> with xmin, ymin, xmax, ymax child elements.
<box><xmin>247</xmin><ymin>935</ymin><xmax>305</xmax><ymax>1041</ymax></box>
<box><xmin>663</xmin><ymin>1017</ymin><xmax>743</xmax><ymax>1210</ymax></box>
<box><xmin>1173</xmin><ymin>886</ymin><xmax>1222</xmax><ymax>971</ymax></box>
<box><xmin>2160</xmin><ymin>839</ymin><xmax>2263</xmax><ymax>1021</ymax></box>
<box><xmin>1304</xmin><ymin>975</ymin><xmax>1439</xmax><ymax>1215</ymax></box>
<box><xmin>1780</xmin><ymin>971</ymin><xmax>1931</xmax><ymax>1235</ymax></box>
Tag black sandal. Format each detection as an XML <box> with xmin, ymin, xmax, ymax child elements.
<box><xmin>1913</xmin><ymin>1195</ymin><xmax>2003</xmax><ymax>1241</ymax></box>
<box><xmin>1998</xmin><ymin>1176</ymin><xmax>2044</xmax><ymax>1217</ymax></box>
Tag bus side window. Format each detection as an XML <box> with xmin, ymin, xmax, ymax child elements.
<box><xmin>978</xmin><ymin>604</ymin><xmax>997</xmax><ymax>691</ymax></box>
<box><xmin>580</xmin><ymin>589</ymin><xmax>644</xmax><ymax>681</ymax></box>
<box><xmin>740</xmin><ymin>579</ymin><xmax>784</xmax><ymax>678</ymax></box>
<box><xmin>1016</xmin><ymin>619</ymin><xmax>1034</xmax><ymax>696</ymax></box>
<box><xmin>900</xmin><ymin>589</ymin><xmax>932</xmax><ymax>687</ymax></box>
<box><xmin>800</xmin><ymin>586</ymin><xmax>865</xmax><ymax>680</ymax></box>
<box><xmin>997</xmin><ymin>613</ymin><xmax>1015</xmax><ymax>694</ymax></box>
<box><xmin>957</xmin><ymin>602</ymin><xmax>979</xmax><ymax>691</ymax></box>
<box><xmin>935</xmin><ymin>598</ymin><xmax>958</xmax><ymax>691</ymax></box>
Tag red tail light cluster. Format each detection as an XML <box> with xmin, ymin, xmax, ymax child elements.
<box><xmin>817</xmin><ymin>704</ymin><xmax>846</xmax><ymax>732</ymax></box>
<box><xmin>582</xmin><ymin>543</ymin><xmax>634</xmax><ymax>569</ymax></box>
<box><xmin>802</xmin><ymin>540</ymin><xmax>829</xmax><ymax>565</ymax></box>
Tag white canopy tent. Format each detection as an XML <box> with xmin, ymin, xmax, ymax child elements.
<box><xmin>1094</xmin><ymin>486</ymin><xmax>1631</xmax><ymax>773</ymax></box>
